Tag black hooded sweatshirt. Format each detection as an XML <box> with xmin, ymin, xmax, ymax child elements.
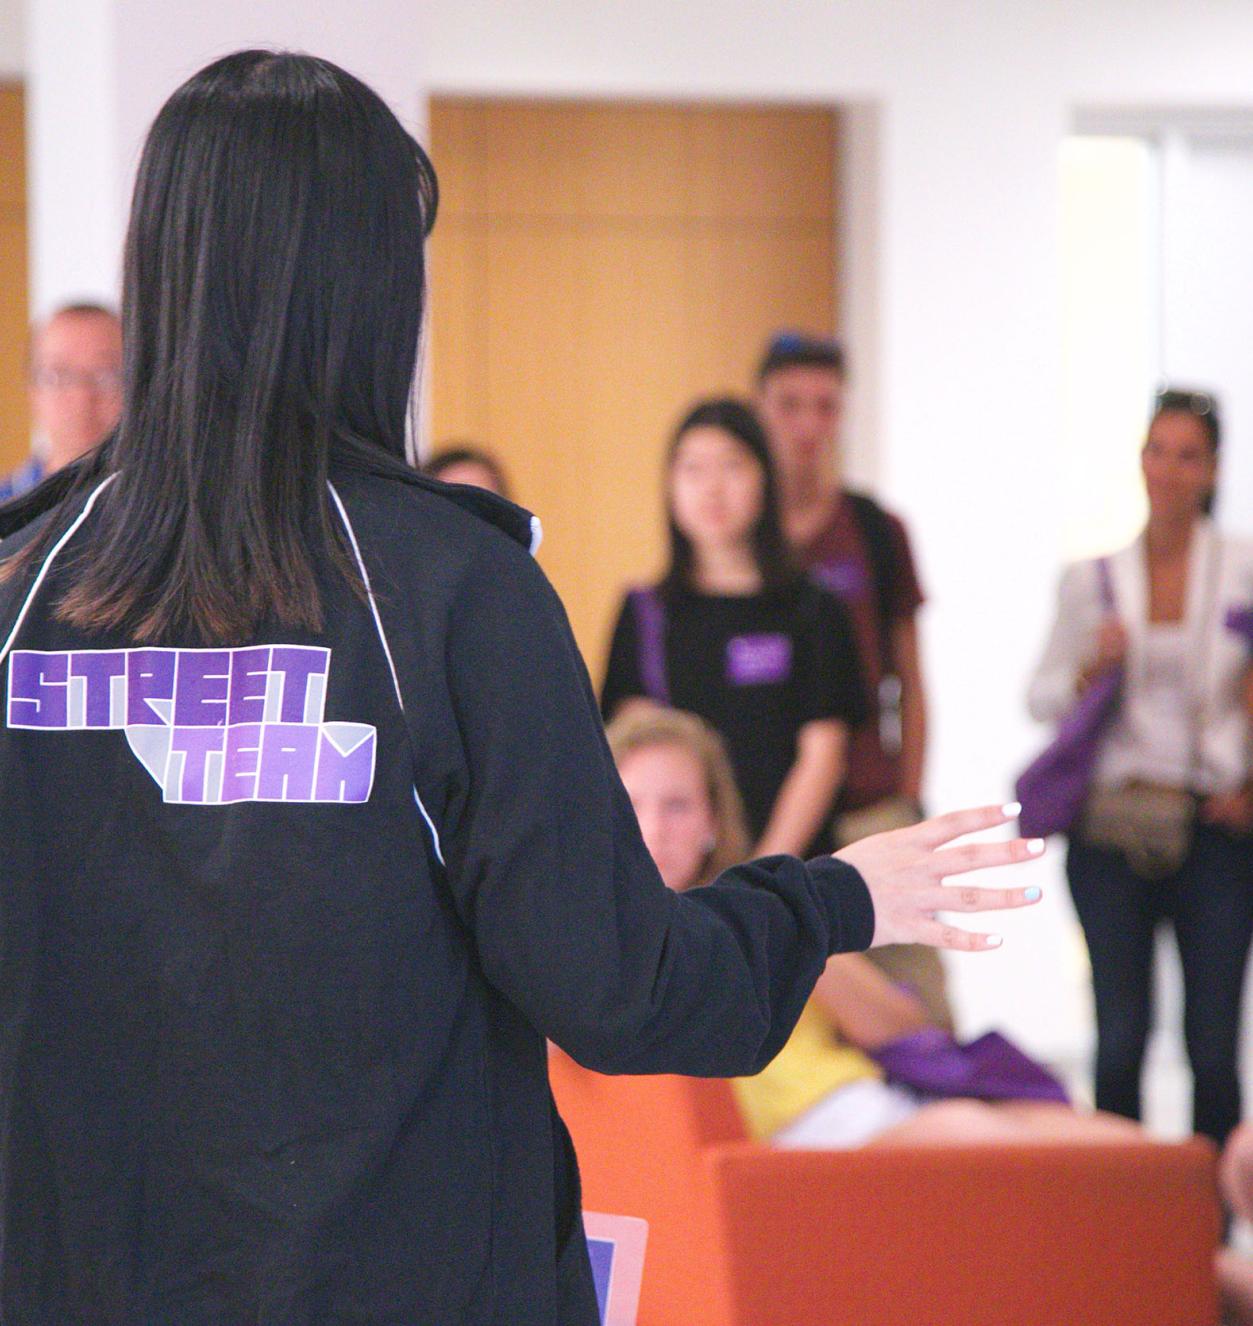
<box><xmin>0</xmin><ymin>459</ymin><xmax>875</xmax><ymax>1325</ymax></box>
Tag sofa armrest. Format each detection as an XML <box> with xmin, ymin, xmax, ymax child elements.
<box><xmin>704</xmin><ymin>1138</ymin><xmax>1221</xmax><ymax>1326</ymax></box>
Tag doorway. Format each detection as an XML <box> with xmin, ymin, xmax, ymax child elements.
<box><xmin>427</xmin><ymin>97</ymin><xmax>840</xmax><ymax>676</ymax></box>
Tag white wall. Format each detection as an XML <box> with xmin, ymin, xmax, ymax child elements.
<box><xmin>19</xmin><ymin>0</ymin><xmax>1253</xmax><ymax>1098</ymax></box>
<box><xmin>0</xmin><ymin>0</ymin><xmax>23</xmax><ymax>79</ymax></box>
<box><xmin>1160</xmin><ymin>134</ymin><xmax>1253</xmax><ymax>532</ymax></box>
<box><xmin>22</xmin><ymin>0</ymin><xmax>431</xmax><ymax>317</ymax></box>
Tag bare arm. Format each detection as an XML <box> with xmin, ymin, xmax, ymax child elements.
<box><xmin>892</xmin><ymin>616</ymin><xmax>927</xmax><ymax>803</ymax></box>
<box><xmin>754</xmin><ymin>718</ymin><xmax>846</xmax><ymax>858</ymax></box>
<box><xmin>810</xmin><ymin>952</ymin><xmax>931</xmax><ymax>1049</ymax></box>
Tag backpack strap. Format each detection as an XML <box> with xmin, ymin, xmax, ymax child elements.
<box><xmin>845</xmin><ymin>491</ymin><xmax>899</xmax><ymax>677</ymax></box>
<box><xmin>628</xmin><ymin>587</ymin><xmax>671</xmax><ymax>706</ymax></box>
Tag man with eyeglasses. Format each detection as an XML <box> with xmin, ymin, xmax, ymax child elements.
<box><xmin>756</xmin><ymin>331</ymin><xmax>950</xmax><ymax>1028</ymax></box>
<box><xmin>0</xmin><ymin>303</ymin><xmax>123</xmax><ymax>503</ymax></box>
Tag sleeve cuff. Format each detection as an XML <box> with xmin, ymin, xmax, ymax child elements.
<box><xmin>806</xmin><ymin>854</ymin><xmax>876</xmax><ymax>953</ymax></box>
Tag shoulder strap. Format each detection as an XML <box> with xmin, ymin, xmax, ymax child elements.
<box><xmin>1096</xmin><ymin>557</ymin><xmax>1116</xmax><ymax>613</ymax></box>
<box><xmin>845</xmin><ymin>492</ymin><xmax>898</xmax><ymax>676</ymax></box>
<box><xmin>1186</xmin><ymin>534</ymin><xmax>1225</xmax><ymax>788</ymax></box>
<box><xmin>628</xmin><ymin>588</ymin><xmax>671</xmax><ymax>706</ymax></box>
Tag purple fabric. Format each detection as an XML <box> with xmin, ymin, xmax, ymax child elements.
<box><xmin>1226</xmin><ymin>603</ymin><xmax>1253</xmax><ymax>650</ymax></box>
<box><xmin>871</xmin><ymin>1027</ymin><xmax>1070</xmax><ymax>1105</ymax></box>
<box><xmin>1015</xmin><ymin>558</ymin><xmax>1120</xmax><ymax>839</ymax></box>
<box><xmin>1015</xmin><ymin>666</ymin><xmax>1121</xmax><ymax>838</ymax></box>
<box><xmin>725</xmin><ymin>633</ymin><xmax>792</xmax><ymax>686</ymax></box>
<box><xmin>586</xmin><ymin>1238</ymin><xmax>614</xmax><ymax>1323</ymax></box>
<box><xmin>629</xmin><ymin>588</ymin><xmax>671</xmax><ymax>706</ymax></box>
<box><xmin>810</xmin><ymin>555</ymin><xmax>871</xmax><ymax>602</ymax></box>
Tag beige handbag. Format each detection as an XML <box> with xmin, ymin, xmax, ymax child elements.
<box><xmin>1079</xmin><ymin>781</ymin><xmax>1198</xmax><ymax>880</ymax></box>
<box><xmin>1078</xmin><ymin>538</ymin><xmax>1221</xmax><ymax>880</ymax></box>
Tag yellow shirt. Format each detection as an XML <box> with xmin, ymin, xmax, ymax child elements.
<box><xmin>732</xmin><ymin>999</ymin><xmax>880</xmax><ymax>1141</ymax></box>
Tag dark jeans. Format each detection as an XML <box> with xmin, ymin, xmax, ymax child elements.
<box><xmin>1067</xmin><ymin>824</ymin><xmax>1253</xmax><ymax>1146</ymax></box>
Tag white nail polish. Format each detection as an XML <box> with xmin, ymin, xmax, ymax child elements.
<box><xmin>1027</xmin><ymin>838</ymin><xmax>1046</xmax><ymax>856</ymax></box>
<box><xmin>1003</xmin><ymin>801</ymin><xmax>1022</xmax><ymax>819</ymax></box>
<box><xmin>986</xmin><ymin>934</ymin><xmax>1003</xmax><ymax>949</ymax></box>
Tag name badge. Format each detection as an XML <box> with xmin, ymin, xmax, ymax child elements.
<box><xmin>726</xmin><ymin>634</ymin><xmax>793</xmax><ymax>687</ymax></box>
<box><xmin>812</xmin><ymin>556</ymin><xmax>869</xmax><ymax>601</ymax></box>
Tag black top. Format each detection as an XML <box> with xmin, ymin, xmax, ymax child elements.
<box><xmin>600</xmin><ymin>580</ymin><xmax>870</xmax><ymax>854</ymax></box>
<box><xmin>0</xmin><ymin>463</ymin><xmax>875</xmax><ymax>1326</ymax></box>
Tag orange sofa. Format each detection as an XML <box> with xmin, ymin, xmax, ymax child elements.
<box><xmin>550</xmin><ymin>1051</ymin><xmax>1222</xmax><ymax>1326</ymax></box>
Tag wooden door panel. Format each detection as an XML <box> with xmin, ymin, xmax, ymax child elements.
<box><xmin>0</xmin><ymin>83</ymin><xmax>29</xmax><ymax>473</ymax></box>
<box><xmin>480</xmin><ymin>222</ymin><xmax>690</xmax><ymax>655</ymax></box>
<box><xmin>429</xmin><ymin>99</ymin><xmax>837</xmax><ymax>676</ymax></box>
<box><xmin>426</xmin><ymin>220</ymin><xmax>492</xmax><ymax>443</ymax></box>
<box><xmin>685</xmin><ymin>106</ymin><xmax>836</xmax><ymax>222</ymax></box>
<box><xmin>681</xmin><ymin>224</ymin><xmax>836</xmax><ymax>391</ymax></box>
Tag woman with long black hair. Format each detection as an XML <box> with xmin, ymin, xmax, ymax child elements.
<box><xmin>601</xmin><ymin>397</ymin><xmax>866</xmax><ymax>858</ymax></box>
<box><xmin>0</xmin><ymin>51</ymin><xmax>1040</xmax><ymax>1324</ymax></box>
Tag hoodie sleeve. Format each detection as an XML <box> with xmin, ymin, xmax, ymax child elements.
<box><xmin>440</xmin><ymin>532</ymin><xmax>875</xmax><ymax>1077</ymax></box>
<box><xmin>598</xmin><ymin>594</ymin><xmax>644</xmax><ymax>720</ymax></box>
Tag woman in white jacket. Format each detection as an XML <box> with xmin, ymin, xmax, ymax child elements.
<box><xmin>1028</xmin><ymin>387</ymin><xmax>1253</xmax><ymax>1146</ymax></box>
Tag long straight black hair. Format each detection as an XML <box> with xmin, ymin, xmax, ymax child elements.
<box><xmin>9</xmin><ymin>50</ymin><xmax>438</xmax><ymax>642</ymax></box>
<box><xmin>660</xmin><ymin>396</ymin><xmax>795</xmax><ymax>598</ymax></box>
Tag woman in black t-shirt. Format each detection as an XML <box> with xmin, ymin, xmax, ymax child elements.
<box><xmin>602</xmin><ymin>397</ymin><xmax>868</xmax><ymax>858</ymax></box>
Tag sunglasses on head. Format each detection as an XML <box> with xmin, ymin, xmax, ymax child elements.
<box><xmin>1154</xmin><ymin>386</ymin><xmax>1216</xmax><ymax>418</ymax></box>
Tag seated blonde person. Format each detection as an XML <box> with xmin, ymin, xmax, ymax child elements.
<box><xmin>608</xmin><ymin>707</ymin><xmax>1141</xmax><ymax>1149</ymax></box>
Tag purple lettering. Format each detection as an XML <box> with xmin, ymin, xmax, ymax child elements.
<box><xmin>220</xmin><ymin>723</ymin><xmax>263</xmax><ymax>803</ymax></box>
<box><xmin>174</xmin><ymin>650</ymin><xmax>230</xmax><ymax>726</ymax></box>
<box><xmin>270</xmin><ymin>647</ymin><xmax>329</xmax><ymax>723</ymax></box>
<box><xmin>257</xmin><ymin>722</ymin><xmax>318</xmax><ymax>801</ymax></box>
<box><xmin>70</xmin><ymin>651</ymin><xmax>126</xmax><ymax>727</ymax></box>
<box><xmin>227</xmin><ymin>647</ymin><xmax>271</xmax><ymax>725</ymax></box>
<box><xmin>8</xmin><ymin>652</ymin><xmax>68</xmax><ymax>728</ymax></box>
<box><xmin>14</xmin><ymin>643</ymin><xmax>380</xmax><ymax>812</ymax></box>
<box><xmin>314</xmin><ymin>726</ymin><xmax>376</xmax><ymax>803</ymax></box>
<box><xmin>169</xmin><ymin>726</ymin><xmax>225</xmax><ymax>803</ymax></box>
<box><xmin>126</xmin><ymin>650</ymin><xmax>176</xmax><ymax>726</ymax></box>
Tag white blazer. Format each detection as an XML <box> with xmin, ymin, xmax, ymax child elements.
<box><xmin>1027</xmin><ymin>520</ymin><xmax>1253</xmax><ymax>794</ymax></box>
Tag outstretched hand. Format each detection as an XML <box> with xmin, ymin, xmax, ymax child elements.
<box><xmin>835</xmin><ymin>803</ymin><xmax>1044</xmax><ymax>952</ymax></box>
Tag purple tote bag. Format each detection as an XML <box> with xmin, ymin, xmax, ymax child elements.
<box><xmin>1014</xmin><ymin>560</ymin><xmax>1120</xmax><ymax>839</ymax></box>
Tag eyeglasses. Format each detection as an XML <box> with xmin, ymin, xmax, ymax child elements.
<box><xmin>1154</xmin><ymin>386</ymin><xmax>1216</xmax><ymax>418</ymax></box>
<box><xmin>32</xmin><ymin>366</ymin><xmax>123</xmax><ymax>394</ymax></box>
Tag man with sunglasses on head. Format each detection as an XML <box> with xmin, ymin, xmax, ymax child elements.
<box><xmin>0</xmin><ymin>303</ymin><xmax>123</xmax><ymax>504</ymax></box>
<box><xmin>756</xmin><ymin>331</ymin><xmax>950</xmax><ymax>1028</ymax></box>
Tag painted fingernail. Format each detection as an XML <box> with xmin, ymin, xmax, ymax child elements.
<box><xmin>1027</xmin><ymin>839</ymin><xmax>1046</xmax><ymax>856</ymax></box>
<box><xmin>1003</xmin><ymin>801</ymin><xmax>1022</xmax><ymax>818</ymax></box>
<box><xmin>1024</xmin><ymin>886</ymin><xmax>1041</xmax><ymax>901</ymax></box>
<box><xmin>986</xmin><ymin>934</ymin><xmax>1004</xmax><ymax>948</ymax></box>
